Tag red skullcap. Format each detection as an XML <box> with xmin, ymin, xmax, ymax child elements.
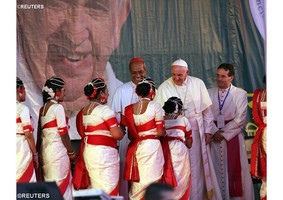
<box><xmin>129</xmin><ymin>57</ymin><xmax>144</xmax><ymax>64</ymax></box>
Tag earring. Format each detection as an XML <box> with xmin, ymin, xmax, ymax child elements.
<box><xmin>100</xmin><ymin>95</ymin><xmax>107</xmax><ymax>103</ymax></box>
<box><xmin>55</xmin><ymin>91</ymin><xmax>61</xmax><ymax>100</ymax></box>
<box><xmin>18</xmin><ymin>88</ymin><xmax>24</xmax><ymax>97</ymax></box>
<box><xmin>55</xmin><ymin>92</ymin><xmax>60</xmax><ymax>100</ymax></box>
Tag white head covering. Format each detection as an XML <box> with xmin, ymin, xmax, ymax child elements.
<box><xmin>171</xmin><ymin>58</ymin><xmax>188</xmax><ymax>68</ymax></box>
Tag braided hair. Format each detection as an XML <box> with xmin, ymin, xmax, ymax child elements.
<box><xmin>135</xmin><ymin>76</ymin><xmax>156</xmax><ymax>98</ymax></box>
<box><xmin>163</xmin><ymin>97</ymin><xmax>183</xmax><ymax>114</ymax></box>
<box><xmin>84</xmin><ymin>77</ymin><xmax>106</xmax><ymax>100</ymax></box>
<box><xmin>17</xmin><ymin>77</ymin><xmax>24</xmax><ymax>89</ymax></box>
<box><xmin>42</xmin><ymin>76</ymin><xmax>65</xmax><ymax>103</ymax></box>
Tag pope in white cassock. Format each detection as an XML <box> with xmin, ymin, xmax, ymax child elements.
<box><xmin>154</xmin><ymin>59</ymin><xmax>222</xmax><ymax>200</ymax></box>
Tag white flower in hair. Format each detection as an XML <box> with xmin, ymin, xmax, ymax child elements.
<box><xmin>42</xmin><ymin>86</ymin><xmax>55</xmax><ymax>98</ymax></box>
<box><xmin>169</xmin><ymin>99</ymin><xmax>182</xmax><ymax>114</ymax></box>
<box><xmin>138</xmin><ymin>78</ymin><xmax>149</xmax><ymax>85</ymax></box>
<box><xmin>88</xmin><ymin>82</ymin><xmax>94</xmax><ymax>87</ymax></box>
<box><xmin>138</xmin><ymin>77</ymin><xmax>155</xmax><ymax>88</ymax></box>
<box><xmin>173</xmin><ymin>102</ymin><xmax>179</xmax><ymax>114</ymax></box>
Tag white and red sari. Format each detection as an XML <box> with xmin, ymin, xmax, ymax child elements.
<box><xmin>162</xmin><ymin>116</ymin><xmax>192</xmax><ymax>200</ymax></box>
<box><xmin>250</xmin><ymin>89</ymin><xmax>267</xmax><ymax>200</ymax></box>
<box><xmin>76</xmin><ymin>104</ymin><xmax>120</xmax><ymax>195</ymax></box>
<box><xmin>38</xmin><ymin>103</ymin><xmax>72</xmax><ymax>200</ymax></box>
<box><xmin>122</xmin><ymin>101</ymin><xmax>165</xmax><ymax>200</ymax></box>
<box><xmin>16</xmin><ymin>101</ymin><xmax>36</xmax><ymax>183</ymax></box>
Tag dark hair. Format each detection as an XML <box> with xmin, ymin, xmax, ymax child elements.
<box><xmin>42</xmin><ymin>76</ymin><xmax>65</xmax><ymax>103</ymax></box>
<box><xmin>144</xmin><ymin>183</ymin><xmax>174</xmax><ymax>200</ymax></box>
<box><xmin>84</xmin><ymin>77</ymin><xmax>106</xmax><ymax>100</ymax></box>
<box><xmin>17</xmin><ymin>77</ymin><xmax>24</xmax><ymax>89</ymax></box>
<box><xmin>163</xmin><ymin>97</ymin><xmax>183</xmax><ymax>114</ymax></box>
<box><xmin>135</xmin><ymin>77</ymin><xmax>156</xmax><ymax>97</ymax></box>
<box><xmin>263</xmin><ymin>75</ymin><xmax>266</xmax><ymax>84</ymax></box>
<box><xmin>217</xmin><ymin>63</ymin><xmax>235</xmax><ymax>76</ymax></box>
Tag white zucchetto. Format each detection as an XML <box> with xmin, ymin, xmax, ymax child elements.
<box><xmin>171</xmin><ymin>59</ymin><xmax>188</xmax><ymax>68</ymax></box>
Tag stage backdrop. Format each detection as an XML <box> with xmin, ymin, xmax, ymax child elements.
<box><xmin>110</xmin><ymin>0</ymin><xmax>266</xmax><ymax>139</ymax></box>
<box><xmin>17</xmin><ymin>0</ymin><xmax>265</xmax><ymax>142</ymax></box>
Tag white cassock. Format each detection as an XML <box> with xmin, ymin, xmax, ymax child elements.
<box><xmin>111</xmin><ymin>81</ymin><xmax>139</xmax><ymax>199</ymax></box>
<box><xmin>17</xmin><ymin>47</ymin><xmax>123</xmax><ymax>141</ymax></box>
<box><xmin>208</xmin><ymin>85</ymin><xmax>254</xmax><ymax>200</ymax></box>
<box><xmin>154</xmin><ymin>76</ymin><xmax>222</xmax><ymax>200</ymax></box>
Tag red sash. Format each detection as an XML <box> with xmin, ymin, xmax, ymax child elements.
<box><xmin>86</xmin><ymin>135</ymin><xmax>117</xmax><ymax>149</ymax></box>
<box><xmin>17</xmin><ymin>159</ymin><xmax>34</xmax><ymax>183</ymax></box>
<box><xmin>250</xmin><ymin>89</ymin><xmax>267</xmax><ymax>179</ymax></box>
<box><xmin>58</xmin><ymin>170</ymin><xmax>71</xmax><ymax>196</ymax></box>
<box><xmin>160</xmin><ymin>136</ymin><xmax>183</xmax><ymax>187</ymax></box>
<box><xmin>109</xmin><ymin>181</ymin><xmax>120</xmax><ymax>196</ymax></box>
<box><xmin>122</xmin><ymin>104</ymin><xmax>159</xmax><ymax>182</ymax></box>
<box><xmin>73</xmin><ymin>110</ymin><xmax>118</xmax><ymax>189</ymax></box>
<box><xmin>227</xmin><ymin>136</ymin><xmax>242</xmax><ymax>197</ymax></box>
<box><xmin>214</xmin><ymin>119</ymin><xmax>243</xmax><ymax>197</ymax></box>
<box><xmin>42</xmin><ymin>118</ymin><xmax>68</xmax><ymax>136</ymax></box>
<box><xmin>136</xmin><ymin>119</ymin><xmax>156</xmax><ymax>132</ymax></box>
<box><xmin>179</xmin><ymin>174</ymin><xmax>192</xmax><ymax>200</ymax></box>
<box><xmin>72</xmin><ymin>109</ymin><xmax>91</xmax><ymax>190</ymax></box>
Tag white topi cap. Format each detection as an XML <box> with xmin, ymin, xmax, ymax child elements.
<box><xmin>171</xmin><ymin>58</ymin><xmax>188</xmax><ymax>68</ymax></box>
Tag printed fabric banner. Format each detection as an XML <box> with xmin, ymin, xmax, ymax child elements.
<box><xmin>249</xmin><ymin>0</ymin><xmax>266</xmax><ymax>40</ymax></box>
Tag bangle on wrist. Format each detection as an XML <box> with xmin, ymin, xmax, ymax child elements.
<box><xmin>33</xmin><ymin>152</ymin><xmax>38</xmax><ymax>156</ymax></box>
<box><xmin>68</xmin><ymin>151</ymin><xmax>75</xmax><ymax>155</ymax></box>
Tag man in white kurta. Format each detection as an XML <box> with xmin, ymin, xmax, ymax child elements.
<box><xmin>154</xmin><ymin>59</ymin><xmax>222</xmax><ymax>200</ymax></box>
<box><xmin>208</xmin><ymin>63</ymin><xmax>254</xmax><ymax>200</ymax></box>
<box><xmin>111</xmin><ymin>57</ymin><xmax>147</xmax><ymax>199</ymax></box>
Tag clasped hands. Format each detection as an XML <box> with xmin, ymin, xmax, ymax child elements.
<box><xmin>205</xmin><ymin>129</ymin><xmax>224</xmax><ymax>144</ymax></box>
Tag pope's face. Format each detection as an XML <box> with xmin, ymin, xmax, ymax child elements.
<box><xmin>171</xmin><ymin>65</ymin><xmax>188</xmax><ymax>86</ymax></box>
<box><xmin>17</xmin><ymin>0</ymin><xmax>130</xmax><ymax>111</ymax></box>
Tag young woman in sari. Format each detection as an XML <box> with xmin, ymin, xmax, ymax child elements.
<box><xmin>162</xmin><ymin>97</ymin><xmax>193</xmax><ymax>200</ymax></box>
<box><xmin>37</xmin><ymin>76</ymin><xmax>76</xmax><ymax>200</ymax></box>
<box><xmin>74</xmin><ymin>77</ymin><xmax>124</xmax><ymax>195</ymax></box>
<box><xmin>121</xmin><ymin>77</ymin><xmax>165</xmax><ymax>200</ymax></box>
<box><xmin>16</xmin><ymin>77</ymin><xmax>38</xmax><ymax>183</ymax></box>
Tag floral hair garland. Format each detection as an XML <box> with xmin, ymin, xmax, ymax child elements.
<box><xmin>42</xmin><ymin>86</ymin><xmax>55</xmax><ymax>99</ymax></box>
